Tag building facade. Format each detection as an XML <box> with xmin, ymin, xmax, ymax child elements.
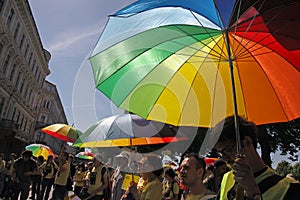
<box><xmin>0</xmin><ymin>0</ymin><xmax>68</xmax><ymax>156</ymax></box>
<box><xmin>34</xmin><ymin>81</ymin><xmax>68</xmax><ymax>154</ymax></box>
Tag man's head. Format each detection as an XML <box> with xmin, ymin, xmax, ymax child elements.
<box><xmin>116</xmin><ymin>152</ymin><xmax>129</xmax><ymax>167</ymax></box>
<box><xmin>93</xmin><ymin>154</ymin><xmax>103</xmax><ymax>167</ymax></box>
<box><xmin>213</xmin><ymin>116</ymin><xmax>258</xmax><ymax>164</ymax></box>
<box><xmin>47</xmin><ymin>155</ymin><xmax>54</xmax><ymax>162</ymax></box>
<box><xmin>59</xmin><ymin>151</ymin><xmax>69</xmax><ymax>163</ymax></box>
<box><xmin>68</xmin><ymin>154</ymin><xmax>74</xmax><ymax>163</ymax></box>
<box><xmin>10</xmin><ymin>153</ymin><xmax>17</xmax><ymax>160</ymax></box>
<box><xmin>138</xmin><ymin>154</ymin><xmax>162</xmax><ymax>178</ymax></box>
<box><xmin>213</xmin><ymin>159</ymin><xmax>228</xmax><ymax>177</ymax></box>
<box><xmin>179</xmin><ymin>153</ymin><xmax>206</xmax><ymax>187</ymax></box>
<box><xmin>22</xmin><ymin>150</ymin><xmax>33</xmax><ymax>161</ymax></box>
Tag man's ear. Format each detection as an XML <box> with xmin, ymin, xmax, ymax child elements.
<box><xmin>243</xmin><ymin>136</ymin><xmax>253</xmax><ymax>147</ymax></box>
<box><xmin>197</xmin><ymin>167</ymin><xmax>204</xmax><ymax>178</ymax></box>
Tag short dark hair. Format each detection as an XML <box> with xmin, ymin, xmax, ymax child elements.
<box><xmin>183</xmin><ymin>153</ymin><xmax>206</xmax><ymax>170</ymax></box>
<box><xmin>183</xmin><ymin>153</ymin><xmax>206</xmax><ymax>178</ymax></box>
<box><xmin>140</xmin><ymin>154</ymin><xmax>163</xmax><ymax>177</ymax></box>
<box><xmin>214</xmin><ymin>116</ymin><xmax>258</xmax><ymax>148</ymax></box>
<box><xmin>61</xmin><ymin>152</ymin><xmax>69</xmax><ymax>160</ymax></box>
<box><xmin>22</xmin><ymin>150</ymin><xmax>33</xmax><ymax>158</ymax></box>
<box><xmin>10</xmin><ymin>153</ymin><xmax>17</xmax><ymax>158</ymax></box>
<box><xmin>164</xmin><ymin>167</ymin><xmax>176</xmax><ymax>179</ymax></box>
<box><xmin>214</xmin><ymin>159</ymin><xmax>226</xmax><ymax>168</ymax></box>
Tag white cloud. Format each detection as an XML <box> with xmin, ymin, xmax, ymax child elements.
<box><xmin>48</xmin><ymin>23</ymin><xmax>105</xmax><ymax>54</ymax></box>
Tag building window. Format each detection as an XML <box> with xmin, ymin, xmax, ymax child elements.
<box><xmin>19</xmin><ymin>34</ymin><xmax>25</xmax><ymax>49</ymax></box>
<box><xmin>15</xmin><ymin>72</ymin><xmax>21</xmax><ymax>87</ymax></box>
<box><xmin>32</xmin><ymin>59</ymin><xmax>36</xmax><ymax>71</ymax></box>
<box><xmin>2</xmin><ymin>54</ymin><xmax>10</xmax><ymax>74</ymax></box>
<box><xmin>28</xmin><ymin>52</ymin><xmax>33</xmax><ymax>64</ymax></box>
<box><xmin>7</xmin><ymin>8</ymin><xmax>14</xmax><ymax>27</ymax></box>
<box><xmin>0</xmin><ymin>42</ymin><xmax>3</xmax><ymax>54</ymax></box>
<box><xmin>24</xmin><ymin>44</ymin><xmax>29</xmax><ymax>57</ymax></box>
<box><xmin>24</xmin><ymin>84</ymin><xmax>29</xmax><ymax>98</ymax></box>
<box><xmin>9</xmin><ymin>64</ymin><xmax>16</xmax><ymax>81</ymax></box>
<box><xmin>13</xmin><ymin>22</ymin><xmax>20</xmax><ymax>39</ymax></box>
<box><xmin>40</xmin><ymin>115</ymin><xmax>46</xmax><ymax>123</ymax></box>
<box><xmin>0</xmin><ymin>0</ymin><xmax>5</xmax><ymax>14</ymax></box>
<box><xmin>37</xmin><ymin>71</ymin><xmax>41</xmax><ymax>83</ymax></box>
<box><xmin>19</xmin><ymin>78</ymin><xmax>25</xmax><ymax>93</ymax></box>
<box><xmin>11</xmin><ymin>106</ymin><xmax>16</xmax><ymax>121</ymax></box>
<box><xmin>0</xmin><ymin>97</ymin><xmax>4</xmax><ymax>116</ymax></box>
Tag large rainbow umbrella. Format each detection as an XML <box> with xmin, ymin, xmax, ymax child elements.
<box><xmin>89</xmin><ymin>0</ymin><xmax>300</xmax><ymax>153</ymax></box>
<box><xmin>25</xmin><ymin>144</ymin><xmax>55</xmax><ymax>160</ymax></box>
<box><xmin>42</xmin><ymin>124</ymin><xmax>82</xmax><ymax>143</ymax></box>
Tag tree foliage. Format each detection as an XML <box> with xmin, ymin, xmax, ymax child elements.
<box><xmin>292</xmin><ymin>162</ymin><xmax>300</xmax><ymax>181</ymax></box>
<box><xmin>275</xmin><ymin>160</ymin><xmax>293</xmax><ymax>177</ymax></box>
<box><xmin>258</xmin><ymin>119</ymin><xmax>300</xmax><ymax>166</ymax></box>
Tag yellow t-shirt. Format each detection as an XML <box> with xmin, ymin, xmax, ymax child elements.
<box><xmin>87</xmin><ymin>166</ymin><xmax>105</xmax><ymax>195</ymax></box>
<box><xmin>5</xmin><ymin>160</ymin><xmax>14</xmax><ymax>176</ymax></box>
<box><xmin>140</xmin><ymin>177</ymin><xmax>162</xmax><ymax>200</ymax></box>
<box><xmin>40</xmin><ymin>162</ymin><xmax>58</xmax><ymax>179</ymax></box>
<box><xmin>183</xmin><ymin>191</ymin><xmax>216</xmax><ymax>200</ymax></box>
<box><xmin>74</xmin><ymin>171</ymin><xmax>86</xmax><ymax>187</ymax></box>
<box><xmin>0</xmin><ymin>160</ymin><xmax>6</xmax><ymax>173</ymax></box>
<box><xmin>163</xmin><ymin>180</ymin><xmax>180</xmax><ymax>198</ymax></box>
<box><xmin>54</xmin><ymin>162</ymin><xmax>70</xmax><ymax>186</ymax></box>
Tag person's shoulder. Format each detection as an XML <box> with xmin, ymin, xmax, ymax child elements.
<box><xmin>284</xmin><ymin>181</ymin><xmax>300</xmax><ymax>199</ymax></box>
<box><xmin>14</xmin><ymin>157</ymin><xmax>23</xmax><ymax>164</ymax></box>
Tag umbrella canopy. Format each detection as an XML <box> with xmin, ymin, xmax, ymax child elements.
<box><xmin>90</xmin><ymin>0</ymin><xmax>300</xmax><ymax>128</ymax></box>
<box><xmin>41</xmin><ymin>124</ymin><xmax>82</xmax><ymax>143</ymax></box>
<box><xmin>25</xmin><ymin>144</ymin><xmax>55</xmax><ymax>160</ymax></box>
<box><xmin>75</xmin><ymin>152</ymin><xmax>94</xmax><ymax>160</ymax></box>
<box><xmin>73</xmin><ymin>114</ymin><xmax>186</xmax><ymax>148</ymax></box>
<box><xmin>204</xmin><ymin>157</ymin><xmax>218</xmax><ymax>166</ymax></box>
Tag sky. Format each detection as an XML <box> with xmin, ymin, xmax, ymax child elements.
<box><xmin>28</xmin><ymin>1</ymin><xmax>299</xmax><ymax>168</ymax></box>
<box><xmin>28</xmin><ymin>0</ymin><xmax>135</xmax><ymax>131</ymax></box>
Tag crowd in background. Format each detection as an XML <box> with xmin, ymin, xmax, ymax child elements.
<box><xmin>0</xmin><ymin>116</ymin><xmax>299</xmax><ymax>200</ymax></box>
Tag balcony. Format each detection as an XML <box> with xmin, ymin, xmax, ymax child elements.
<box><xmin>0</xmin><ymin>118</ymin><xmax>19</xmax><ymax>129</ymax></box>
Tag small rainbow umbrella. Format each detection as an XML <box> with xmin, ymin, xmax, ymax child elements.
<box><xmin>25</xmin><ymin>144</ymin><xmax>55</xmax><ymax>160</ymax></box>
<box><xmin>75</xmin><ymin>152</ymin><xmax>94</xmax><ymax>160</ymax></box>
<box><xmin>41</xmin><ymin>124</ymin><xmax>82</xmax><ymax>143</ymax></box>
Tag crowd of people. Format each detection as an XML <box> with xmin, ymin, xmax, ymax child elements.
<box><xmin>0</xmin><ymin>116</ymin><xmax>299</xmax><ymax>200</ymax></box>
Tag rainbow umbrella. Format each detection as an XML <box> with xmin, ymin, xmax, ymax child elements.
<box><xmin>90</xmin><ymin>0</ymin><xmax>300</xmax><ymax>153</ymax></box>
<box><xmin>75</xmin><ymin>152</ymin><xmax>94</xmax><ymax>160</ymax></box>
<box><xmin>42</xmin><ymin>124</ymin><xmax>82</xmax><ymax>143</ymax></box>
<box><xmin>73</xmin><ymin>114</ymin><xmax>186</xmax><ymax>148</ymax></box>
<box><xmin>25</xmin><ymin>144</ymin><xmax>55</xmax><ymax>160</ymax></box>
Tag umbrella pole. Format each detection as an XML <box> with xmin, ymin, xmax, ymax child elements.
<box><xmin>225</xmin><ymin>30</ymin><xmax>242</xmax><ymax>156</ymax></box>
<box><xmin>129</xmin><ymin>138</ymin><xmax>134</xmax><ymax>182</ymax></box>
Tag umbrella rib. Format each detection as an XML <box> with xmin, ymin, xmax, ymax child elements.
<box><xmin>176</xmin><ymin>40</ymin><xmax>225</xmax><ymax>126</ymax></box>
<box><xmin>230</xmin><ymin>0</ymin><xmax>244</xmax><ymax>51</ymax></box>
<box><xmin>248</xmin><ymin>56</ymin><xmax>291</xmax><ymax>122</ymax></box>
<box><xmin>167</xmin><ymin>24</ymin><xmax>226</xmax><ymax>60</ymax></box>
<box><xmin>236</xmin><ymin>38</ymin><xmax>276</xmax><ymax>59</ymax></box>
<box><xmin>231</xmin><ymin>0</ymin><xmax>267</xmax><ymax>58</ymax></box>
<box><xmin>234</xmin><ymin>15</ymin><xmax>288</xmax><ymax>59</ymax></box>
<box><xmin>189</xmin><ymin>10</ymin><xmax>228</xmax><ymax>60</ymax></box>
